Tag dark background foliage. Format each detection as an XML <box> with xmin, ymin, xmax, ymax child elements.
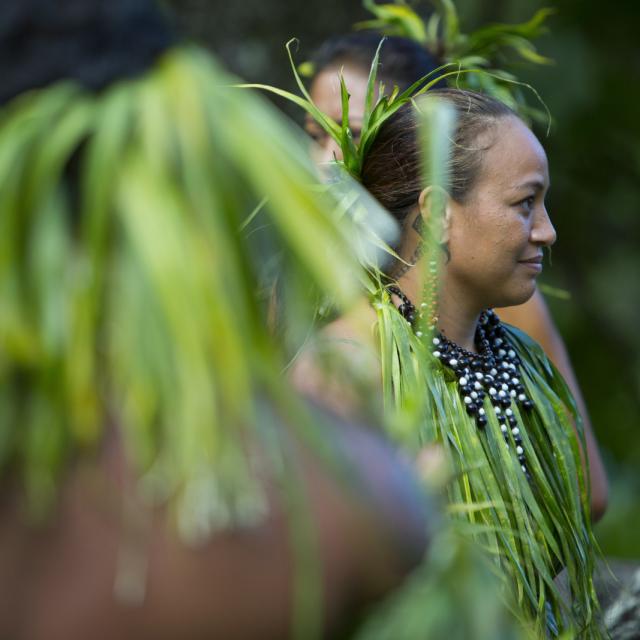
<box><xmin>166</xmin><ymin>0</ymin><xmax>640</xmax><ymax>557</ymax></box>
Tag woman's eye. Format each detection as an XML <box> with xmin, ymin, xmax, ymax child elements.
<box><xmin>518</xmin><ymin>195</ymin><xmax>536</xmax><ymax>213</ymax></box>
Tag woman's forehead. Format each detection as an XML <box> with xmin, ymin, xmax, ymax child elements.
<box><xmin>476</xmin><ymin>117</ymin><xmax>549</xmax><ymax>189</ymax></box>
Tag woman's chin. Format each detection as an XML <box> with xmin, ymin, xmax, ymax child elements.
<box><xmin>491</xmin><ymin>284</ymin><xmax>537</xmax><ymax>310</ymax></box>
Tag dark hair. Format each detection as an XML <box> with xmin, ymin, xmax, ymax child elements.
<box><xmin>0</xmin><ymin>0</ymin><xmax>174</xmax><ymax>106</ymax></box>
<box><xmin>361</xmin><ymin>89</ymin><xmax>518</xmax><ymax>225</ymax></box>
<box><xmin>312</xmin><ymin>32</ymin><xmax>441</xmax><ymax>92</ymax></box>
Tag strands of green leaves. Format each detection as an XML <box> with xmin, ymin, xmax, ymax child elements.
<box><xmin>374</xmin><ymin>297</ymin><xmax>603</xmax><ymax>634</ymax></box>
<box><xmin>355</xmin><ymin>0</ymin><xmax>555</xmax><ymax>123</ymax></box>
<box><xmin>0</xmin><ymin>47</ymin><xmax>366</xmax><ymax>547</ymax></box>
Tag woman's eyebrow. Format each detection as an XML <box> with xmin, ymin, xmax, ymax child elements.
<box><xmin>513</xmin><ymin>178</ymin><xmax>548</xmax><ymax>192</ymax></box>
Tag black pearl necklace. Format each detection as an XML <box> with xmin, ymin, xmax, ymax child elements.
<box><xmin>388</xmin><ymin>286</ymin><xmax>534</xmax><ymax>476</ymax></box>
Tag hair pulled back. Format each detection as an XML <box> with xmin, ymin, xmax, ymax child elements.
<box><xmin>361</xmin><ymin>89</ymin><xmax>517</xmax><ymax>225</ymax></box>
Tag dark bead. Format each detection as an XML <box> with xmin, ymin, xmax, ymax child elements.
<box><xmin>497</xmin><ymin>414</ymin><xmax>506</xmax><ymax>423</ymax></box>
<box><xmin>500</xmin><ymin>397</ymin><xmax>511</xmax><ymax>408</ymax></box>
<box><xmin>514</xmin><ymin>435</ymin><xmax>522</xmax><ymax>445</ymax></box>
<box><xmin>508</xmin><ymin>415</ymin><xmax>517</xmax><ymax>427</ymax></box>
<box><xmin>460</xmin><ymin>385</ymin><xmax>471</xmax><ymax>395</ymax></box>
<box><xmin>515</xmin><ymin>384</ymin><xmax>525</xmax><ymax>394</ymax></box>
<box><xmin>522</xmin><ymin>399</ymin><xmax>534</xmax><ymax>411</ymax></box>
<box><xmin>466</xmin><ymin>403</ymin><xmax>478</xmax><ymax>415</ymax></box>
<box><xmin>518</xmin><ymin>454</ymin><xmax>526</xmax><ymax>463</ymax></box>
<box><xmin>476</xmin><ymin>415</ymin><xmax>487</xmax><ymax>428</ymax></box>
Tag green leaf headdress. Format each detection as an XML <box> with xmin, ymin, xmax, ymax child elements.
<box><xmin>243</xmin><ymin>38</ymin><xmax>464</xmax><ymax>183</ymax></box>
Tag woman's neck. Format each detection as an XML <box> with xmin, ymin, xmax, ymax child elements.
<box><xmin>436</xmin><ymin>286</ymin><xmax>481</xmax><ymax>353</ymax></box>
<box><xmin>394</xmin><ymin>256</ymin><xmax>482</xmax><ymax>354</ymax></box>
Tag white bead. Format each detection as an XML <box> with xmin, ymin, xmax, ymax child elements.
<box><xmin>459</xmin><ymin>376</ymin><xmax>468</xmax><ymax>386</ymax></box>
<box><xmin>490</xmin><ymin>368</ymin><xmax>498</xmax><ymax>376</ymax></box>
<box><xmin>449</xmin><ymin>358</ymin><xmax>458</xmax><ymax>367</ymax></box>
<box><xmin>510</xmin><ymin>390</ymin><xmax>517</xmax><ymax>398</ymax></box>
<box><xmin>494</xmin><ymin>338</ymin><xmax>503</xmax><ymax>347</ymax></box>
<box><xmin>511</xmin><ymin>427</ymin><xmax>519</xmax><ymax>435</ymax></box>
<box><xmin>502</xmin><ymin>373</ymin><xmax>510</xmax><ymax>381</ymax></box>
<box><xmin>416</xmin><ymin>331</ymin><xmax>423</xmax><ymax>337</ymax></box>
<box><xmin>471</xmin><ymin>391</ymin><xmax>478</xmax><ymax>400</ymax></box>
<box><xmin>512</xmin><ymin>378</ymin><xmax>520</xmax><ymax>385</ymax></box>
<box><xmin>464</xmin><ymin>396</ymin><xmax>472</xmax><ymax>405</ymax></box>
<box><xmin>432</xmin><ymin>337</ymin><xmax>440</xmax><ymax>345</ymax></box>
<box><xmin>505</xmin><ymin>409</ymin><xmax>513</xmax><ymax>417</ymax></box>
<box><xmin>501</xmin><ymin>383</ymin><xmax>509</xmax><ymax>391</ymax></box>
<box><xmin>498</xmin><ymin>349</ymin><xmax>506</xmax><ymax>357</ymax></box>
<box><xmin>474</xmin><ymin>381</ymin><xmax>482</xmax><ymax>390</ymax></box>
<box><xmin>521</xmin><ymin>465</ymin><xmax>527</xmax><ymax>473</ymax></box>
<box><xmin>433</xmin><ymin>351</ymin><xmax>441</xmax><ymax>358</ymax></box>
<box><xmin>518</xmin><ymin>394</ymin><xmax>526</xmax><ymax>402</ymax></box>
<box><xmin>489</xmin><ymin>387</ymin><xmax>497</xmax><ymax>396</ymax></box>
<box><xmin>478</xmin><ymin>408</ymin><xmax>485</xmax><ymax>416</ymax></box>
<box><xmin>516</xmin><ymin>446</ymin><xmax>524</xmax><ymax>455</ymax></box>
<box><xmin>508</xmin><ymin>350</ymin><xmax>516</xmax><ymax>358</ymax></box>
<box><xmin>475</xmin><ymin>372</ymin><xmax>484</xmax><ymax>380</ymax></box>
<box><xmin>498</xmin><ymin>390</ymin><xmax>506</xmax><ymax>398</ymax></box>
<box><xmin>501</xmin><ymin>424</ymin><xmax>507</xmax><ymax>433</ymax></box>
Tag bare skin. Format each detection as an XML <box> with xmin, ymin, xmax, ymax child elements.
<box><xmin>0</xmin><ymin>413</ymin><xmax>430</xmax><ymax>640</ymax></box>
<box><xmin>303</xmin><ymin>66</ymin><xmax>607</xmax><ymax>520</ymax></box>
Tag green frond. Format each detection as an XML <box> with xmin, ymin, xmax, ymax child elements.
<box><xmin>356</xmin><ymin>1</ymin><xmax>556</xmax><ymax>120</ymax></box>
<box><xmin>0</xmin><ymin>47</ymin><xmax>372</xmax><ymax>541</ymax></box>
<box><xmin>356</xmin><ymin>0</ymin><xmax>429</xmax><ymax>44</ymax></box>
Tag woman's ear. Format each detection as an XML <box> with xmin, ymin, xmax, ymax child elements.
<box><xmin>418</xmin><ymin>186</ymin><xmax>451</xmax><ymax>244</ymax></box>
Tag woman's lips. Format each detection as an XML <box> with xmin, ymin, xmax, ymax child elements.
<box><xmin>518</xmin><ymin>255</ymin><xmax>543</xmax><ymax>273</ymax></box>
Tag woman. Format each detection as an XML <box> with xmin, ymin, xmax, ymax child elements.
<box><xmin>303</xmin><ymin>33</ymin><xmax>608</xmax><ymax>522</ymax></box>
<box><xmin>295</xmin><ymin>87</ymin><xmax>606</xmax><ymax>636</ymax></box>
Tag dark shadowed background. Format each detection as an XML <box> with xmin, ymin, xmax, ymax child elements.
<box><xmin>166</xmin><ymin>0</ymin><xmax>640</xmax><ymax>557</ymax></box>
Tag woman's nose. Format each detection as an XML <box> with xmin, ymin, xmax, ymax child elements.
<box><xmin>531</xmin><ymin>206</ymin><xmax>557</xmax><ymax>247</ymax></box>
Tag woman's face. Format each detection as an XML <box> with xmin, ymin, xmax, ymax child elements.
<box><xmin>444</xmin><ymin>115</ymin><xmax>556</xmax><ymax>311</ymax></box>
<box><xmin>306</xmin><ymin>64</ymin><xmax>370</xmax><ymax>164</ymax></box>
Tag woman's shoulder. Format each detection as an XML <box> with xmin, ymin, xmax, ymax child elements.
<box><xmin>500</xmin><ymin>319</ymin><xmax>579</xmax><ymax>420</ymax></box>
